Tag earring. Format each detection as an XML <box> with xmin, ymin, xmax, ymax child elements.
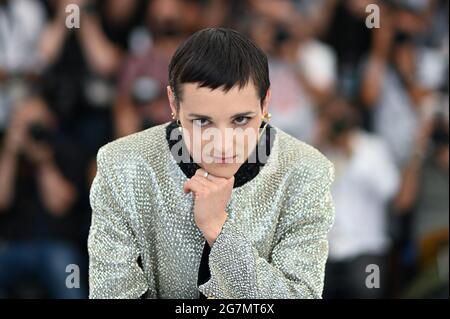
<box><xmin>176</xmin><ymin>119</ymin><xmax>182</xmax><ymax>132</ymax></box>
<box><xmin>261</xmin><ymin>112</ymin><xmax>271</xmax><ymax>129</ymax></box>
<box><xmin>258</xmin><ymin>112</ymin><xmax>272</xmax><ymax>140</ymax></box>
<box><xmin>171</xmin><ymin>112</ymin><xmax>182</xmax><ymax>131</ymax></box>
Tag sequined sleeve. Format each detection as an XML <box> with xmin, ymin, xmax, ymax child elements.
<box><xmin>198</xmin><ymin>158</ymin><xmax>335</xmax><ymax>299</ymax></box>
<box><xmin>88</xmin><ymin>148</ymin><xmax>149</xmax><ymax>299</ymax></box>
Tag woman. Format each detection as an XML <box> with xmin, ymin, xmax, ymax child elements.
<box><xmin>88</xmin><ymin>28</ymin><xmax>335</xmax><ymax>299</ymax></box>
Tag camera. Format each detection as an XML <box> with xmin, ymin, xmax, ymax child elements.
<box><xmin>28</xmin><ymin>123</ymin><xmax>50</xmax><ymax>143</ymax></box>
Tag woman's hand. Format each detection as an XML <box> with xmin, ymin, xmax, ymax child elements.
<box><xmin>183</xmin><ymin>168</ymin><xmax>234</xmax><ymax>246</ymax></box>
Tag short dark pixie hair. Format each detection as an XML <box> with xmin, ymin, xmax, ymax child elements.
<box><xmin>168</xmin><ymin>28</ymin><xmax>270</xmax><ymax>109</ymax></box>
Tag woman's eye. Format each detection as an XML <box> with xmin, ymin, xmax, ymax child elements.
<box><xmin>234</xmin><ymin>116</ymin><xmax>251</xmax><ymax>126</ymax></box>
<box><xmin>193</xmin><ymin>119</ymin><xmax>210</xmax><ymax>127</ymax></box>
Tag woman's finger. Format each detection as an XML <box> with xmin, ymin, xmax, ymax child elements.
<box><xmin>191</xmin><ymin>175</ymin><xmax>213</xmax><ymax>188</ymax></box>
<box><xmin>183</xmin><ymin>177</ymin><xmax>207</xmax><ymax>195</ymax></box>
<box><xmin>195</xmin><ymin>168</ymin><xmax>225</xmax><ymax>184</ymax></box>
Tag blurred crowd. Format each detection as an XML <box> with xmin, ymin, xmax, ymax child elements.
<box><xmin>0</xmin><ymin>0</ymin><xmax>448</xmax><ymax>298</ymax></box>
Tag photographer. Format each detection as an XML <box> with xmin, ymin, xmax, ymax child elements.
<box><xmin>315</xmin><ymin>98</ymin><xmax>400</xmax><ymax>298</ymax></box>
<box><xmin>360</xmin><ymin>1</ymin><xmax>446</xmax><ymax>167</ymax></box>
<box><xmin>0</xmin><ymin>0</ymin><xmax>46</xmax><ymax>131</ymax></box>
<box><xmin>0</xmin><ymin>97</ymin><xmax>88</xmax><ymax>298</ymax></box>
<box><xmin>394</xmin><ymin>114</ymin><xmax>449</xmax><ymax>297</ymax></box>
<box><xmin>113</xmin><ymin>0</ymin><xmax>189</xmax><ymax>138</ymax></box>
<box><xmin>37</xmin><ymin>0</ymin><xmax>145</xmax><ymax>185</ymax></box>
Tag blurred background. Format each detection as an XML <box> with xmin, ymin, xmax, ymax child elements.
<box><xmin>0</xmin><ymin>0</ymin><xmax>448</xmax><ymax>299</ymax></box>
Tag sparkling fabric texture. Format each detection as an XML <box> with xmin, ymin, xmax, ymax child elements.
<box><xmin>88</xmin><ymin>122</ymin><xmax>335</xmax><ymax>299</ymax></box>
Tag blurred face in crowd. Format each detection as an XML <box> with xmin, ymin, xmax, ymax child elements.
<box><xmin>316</xmin><ymin>99</ymin><xmax>359</xmax><ymax>154</ymax></box>
<box><xmin>146</xmin><ymin>0</ymin><xmax>184</xmax><ymax>38</ymax></box>
<box><xmin>248</xmin><ymin>15</ymin><xmax>276</xmax><ymax>54</ymax></box>
<box><xmin>248</xmin><ymin>0</ymin><xmax>296</xmax><ymax>23</ymax></box>
<box><xmin>104</xmin><ymin>0</ymin><xmax>139</xmax><ymax>22</ymax></box>
<box><xmin>393</xmin><ymin>8</ymin><xmax>425</xmax><ymax>35</ymax></box>
<box><xmin>167</xmin><ymin>82</ymin><xmax>270</xmax><ymax>178</ymax></box>
<box><xmin>345</xmin><ymin>0</ymin><xmax>376</xmax><ymax>18</ymax></box>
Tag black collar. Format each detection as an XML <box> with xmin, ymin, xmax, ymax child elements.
<box><xmin>165</xmin><ymin>121</ymin><xmax>276</xmax><ymax>188</ymax></box>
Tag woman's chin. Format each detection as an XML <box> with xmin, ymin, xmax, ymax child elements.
<box><xmin>200</xmin><ymin>162</ymin><xmax>241</xmax><ymax>179</ymax></box>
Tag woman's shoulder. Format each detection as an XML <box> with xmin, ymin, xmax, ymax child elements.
<box><xmin>95</xmin><ymin>123</ymin><xmax>169</xmax><ymax>172</ymax></box>
<box><xmin>274</xmin><ymin>128</ymin><xmax>335</xmax><ymax>185</ymax></box>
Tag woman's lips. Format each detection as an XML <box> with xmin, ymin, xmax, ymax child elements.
<box><xmin>212</xmin><ymin>155</ymin><xmax>236</xmax><ymax>164</ymax></box>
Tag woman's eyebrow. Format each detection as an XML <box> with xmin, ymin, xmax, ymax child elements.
<box><xmin>187</xmin><ymin>111</ymin><xmax>256</xmax><ymax>119</ymax></box>
<box><xmin>231</xmin><ymin>111</ymin><xmax>256</xmax><ymax>118</ymax></box>
<box><xmin>187</xmin><ymin>113</ymin><xmax>212</xmax><ymax>120</ymax></box>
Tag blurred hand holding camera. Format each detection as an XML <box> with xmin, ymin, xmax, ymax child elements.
<box><xmin>0</xmin><ymin>98</ymin><xmax>76</xmax><ymax>216</ymax></box>
<box><xmin>3</xmin><ymin>98</ymin><xmax>55</xmax><ymax>158</ymax></box>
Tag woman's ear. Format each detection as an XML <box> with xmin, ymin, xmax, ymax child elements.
<box><xmin>167</xmin><ymin>86</ymin><xmax>177</xmax><ymax>115</ymax></box>
<box><xmin>262</xmin><ymin>88</ymin><xmax>271</xmax><ymax>115</ymax></box>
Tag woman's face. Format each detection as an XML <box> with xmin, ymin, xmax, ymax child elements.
<box><xmin>168</xmin><ymin>82</ymin><xmax>270</xmax><ymax>178</ymax></box>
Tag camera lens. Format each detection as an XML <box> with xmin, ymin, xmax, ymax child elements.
<box><xmin>28</xmin><ymin>123</ymin><xmax>49</xmax><ymax>142</ymax></box>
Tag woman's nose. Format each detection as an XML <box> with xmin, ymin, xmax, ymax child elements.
<box><xmin>213</xmin><ymin>127</ymin><xmax>235</xmax><ymax>157</ymax></box>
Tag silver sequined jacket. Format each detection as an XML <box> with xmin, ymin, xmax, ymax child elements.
<box><xmin>88</xmin><ymin>122</ymin><xmax>335</xmax><ymax>299</ymax></box>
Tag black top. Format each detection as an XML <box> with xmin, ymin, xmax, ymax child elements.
<box><xmin>165</xmin><ymin>120</ymin><xmax>276</xmax><ymax>298</ymax></box>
